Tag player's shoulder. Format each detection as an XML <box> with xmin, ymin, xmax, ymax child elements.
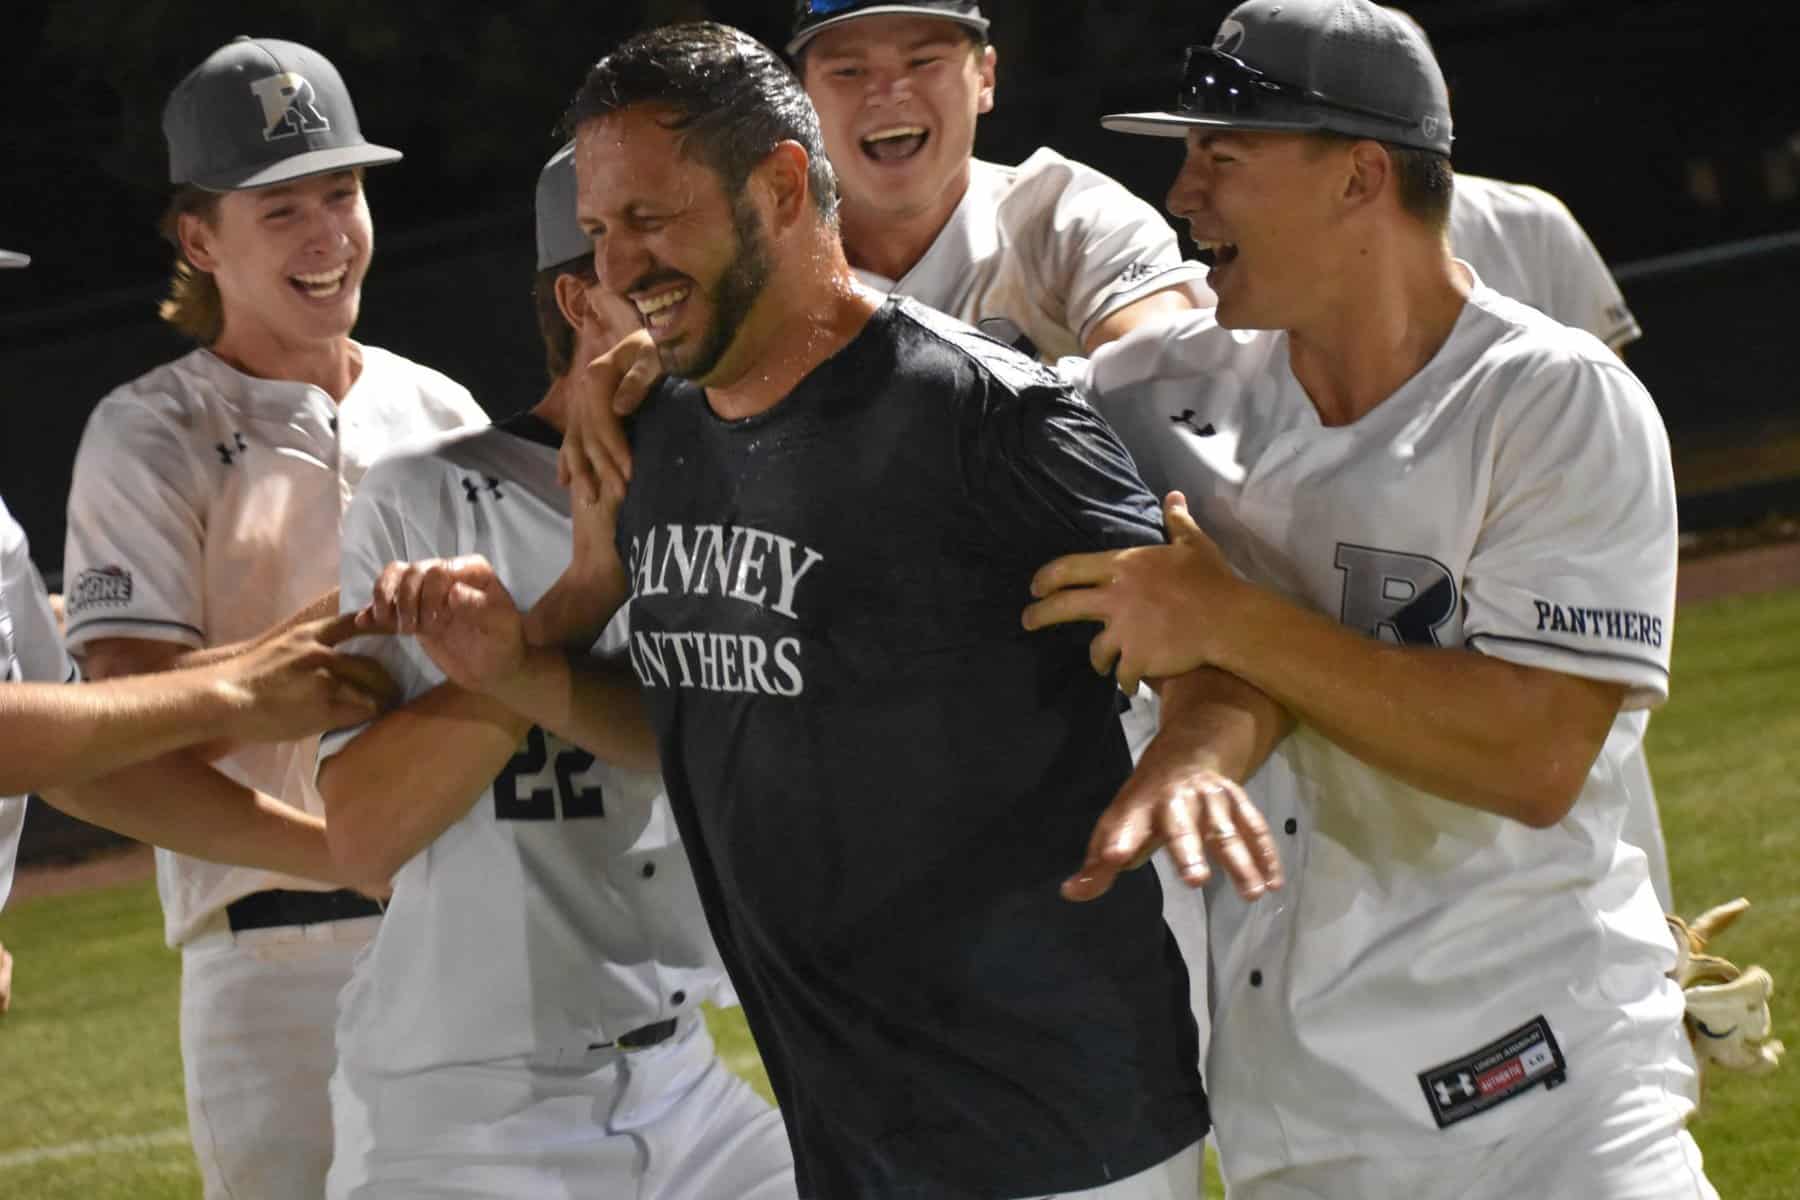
<box><xmin>1462</xmin><ymin>288</ymin><xmax>1651</xmax><ymax>409</ymax></box>
<box><xmin>90</xmin><ymin>347</ymin><xmax>232</xmax><ymax>420</ymax></box>
<box><xmin>1454</xmin><ymin>174</ymin><xmax>1582</xmax><ymax>235</ymax></box>
<box><xmin>354</xmin><ymin>423</ymin><xmax>497</xmax><ymax>503</ymax></box>
<box><xmin>1086</xmin><ymin>307</ymin><xmax>1270</xmax><ymax>395</ymax></box>
<box><xmin>355</xmin><ymin>344</ymin><xmax>481</xmax><ymax>411</ymax></box>
<box><xmin>890</xmin><ymin>297</ymin><xmax>1067</xmax><ymax>397</ymax></box>
<box><xmin>989</xmin><ymin>146</ymin><xmax>1153</xmax><ymax>217</ymax></box>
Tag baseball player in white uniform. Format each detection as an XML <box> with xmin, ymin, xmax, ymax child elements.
<box><xmin>2</xmin><ymin>247</ymin><xmax>393</xmax><ymax>1016</ymax></box>
<box><xmin>1024</xmin><ymin>3</ymin><xmax>1717</xmax><ymax>1197</ymax></box>
<box><xmin>314</xmin><ymin>143</ymin><xmax>795</xmax><ymax>1200</ymax></box>
<box><xmin>1451</xmin><ymin>175</ymin><xmax>1641</xmax><ymax>352</ymax></box>
<box><xmin>61</xmin><ymin>38</ymin><xmax>485</xmax><ymax>1198</ymax></box>
<box><xmin>788</xmin><ymin>0</ymin><xmax>1211</xmax><ymax>362</ymax></box>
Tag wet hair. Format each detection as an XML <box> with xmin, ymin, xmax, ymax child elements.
<box><xmin>563</xmin><ymin>21</ymin><xmax>838</xmax><ymax>224</ymax></box>
<box><xmin>533</xmin><ymin>255</ymin><xmax>598</xmax><ymax>381</ymax></box>
<box><xmin>1313</xmin><ymin>133</ymin><xmax>1453</xmax><ymax>231</ymax></box>
<box><xmin>157</xmin><ymin>186</ymin><xmax>225</xmax><ymax>343</ymax></box>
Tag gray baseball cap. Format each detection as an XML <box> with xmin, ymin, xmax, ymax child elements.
<box><xmin>164</xmin><ymin>36</ymin><xmax>403</xmax><ymax>191</ymax></box>
<box><xmin>788</xmin><ymin>1</ymin><xmax>989</xmax><ymax>57</ymax></box>
<box><xmin>535</xmin><ymin>142</ymin><xmax>589</xmax><ymax>272</ymax></box>
<box><xmin>1102</xmin><ymin>0</ymin><xmax>1453</xmax><ymax>156</ymax></box>
<box><xmin>0</xmin><ymin>250</ymin><xmax>28</xmax><ymax>269</ymax></box>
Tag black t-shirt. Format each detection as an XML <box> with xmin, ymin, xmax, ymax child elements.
<box><xmin>615</xmin><ymin>299</ymin><xmax>1207</xmax><ymax>1199</ymax></box>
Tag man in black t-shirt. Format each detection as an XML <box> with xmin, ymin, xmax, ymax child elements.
<box><xmin>358</xmin><ymin>21</ymin><xmax>1282</xmax><ymax>1200</ymax></box>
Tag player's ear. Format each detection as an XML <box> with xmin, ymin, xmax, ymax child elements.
<box><xmin>1342</xmin><ymin>140</ymin><xmax>1390</xmax><ymax>215</ymax></box>
<box><xmin>552</xmin><ymin>271</ymin><xmax>591</xmax><ymax>335</ymax></box>
<box><xmin>758</xmin><ymin>141</ymin><xmax>813</xmax><ymax>234</ymax></box>
<box><xmin>178</xmin><ymin>210</ymin><xmax>220</xmax><ymax>273</ymax></box>
<box><xmin>977</xmin><ymin>44</ymin><xmax>997</xmax><ymax>114</ymax></box>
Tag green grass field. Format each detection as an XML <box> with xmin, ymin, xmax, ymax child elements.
<box><xmin>2</xmin><ymin>588</ymin><xmax>1795</xmax><ymax>1197</ymax></box>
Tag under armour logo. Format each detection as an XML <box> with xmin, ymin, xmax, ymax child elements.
<box><xmin>1171</xmin><ymin>410</ymin><xmax>1216</xmax><ymax>437</ymax></box>
<box><xmin>215</xmin><ymin>432</ymin><xmax>248</xmax><ymax>465</ymax></box>
<box><xmin>250</xmin><ymin>72</ymin><xmax>331</xmax><ymax>143</ymax></box>
<box><xmin>461</xmin><ymin>475</ymin><xmax>504</xmax><ymax>503</ymax></box>
<box><xmin>1118</xmin><ymin>262</ymin><xmax>1158</xmax><ymax>286</ymax></box>
<box><xmin>1433</xmin><ymin>1072</ymin><xmax>1478</xmax><ymax>1107</ymax></box>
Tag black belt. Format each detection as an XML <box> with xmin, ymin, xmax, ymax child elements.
<box><xmin>225</xmin><ymin>888</ymin><xmax>384</xmax><ymax>933</ymax></box>
<box><xmin>590</xmin><ymin>1018</ymin><xmax>679</xmax><ymax>1052</ymax></box>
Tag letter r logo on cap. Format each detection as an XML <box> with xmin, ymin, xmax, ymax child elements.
<box><xmin>251</xmin><ymin>72</ymin><xmax>331</xmax><ymax>142</ymax></box>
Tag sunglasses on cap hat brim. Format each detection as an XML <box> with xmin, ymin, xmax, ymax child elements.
<box><xmin>1102</xmin><ymin>46</ymin><xmax>1420</xmax><ymax>139</ymax></box>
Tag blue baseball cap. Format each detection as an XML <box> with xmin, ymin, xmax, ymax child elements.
<box><xmin>788</xmin><ymin>1</ymin><xmax>989</xmax><ymax>56</ymax></box>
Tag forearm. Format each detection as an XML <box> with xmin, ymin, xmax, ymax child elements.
<box><xmin>167</xmin><ymin>588</ymin><xmax>339</xmax><ymax>671</ymax></box>
<box><xmin>488</xmin><ymin>646</ymin><xmax>660</xmax><ymax>772</ymax></box>
<box><xmin>1150</xmin><ymin>668</ymin><xmax>1293</xmax><ymax>783</ymax></box>
<box><xmin>42</xmin><ymin>752</ymin><xmax>346</xmax><ymax>883</ymax></box>
<box><xmin>1208</xmin><ymin>583</ymin><xmax>1617</xmax><ymax>825</ymax></box>
<box><xmin>522</xmin><ymin>565</ymin><xmax>628</xmax><ymax>652</ymax></box>
<box><xmin>317</xmin><ymin>683</ymin><xmax>527</xmax><ymax>890</ymax></box>
<box><xmin>0</xmin><ymin>673</ymin><xmax>239</xmax><ymax>793</ymax></box>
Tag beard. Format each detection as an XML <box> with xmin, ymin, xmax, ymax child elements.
<box><xmin>661</xmin><ymin>194</ymin><xmax>773</xmax><ymax>382</ymax></box>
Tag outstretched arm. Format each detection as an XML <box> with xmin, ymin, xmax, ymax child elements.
<box><xmin>1025</xmin><ymin>492</ymin><xmax>1623</xmax><ymax>827</ymax></box>
<box><xmin>356</xmin><ymin>555</ymin><xmax>657</xmax><ymax>773</ymax></box>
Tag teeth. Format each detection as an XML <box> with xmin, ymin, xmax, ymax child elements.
<box><xmin>634</xmin><ymin>286</ymin><xmax>692</xmax><ymax>330</ymax></box>
<box><xmin>293</xmin><ymin>266</ymin><xmax>347</xmax><ymax>285</ymax></box>
<box><xmin>634</xmin><ymin>286</ymin><xmax>691</xmax><ymax>317</ymax></box>
<box><xmin>862</xmin><ymin>125</ymin><xmax>926</xmax><ymax>143</ymax></box>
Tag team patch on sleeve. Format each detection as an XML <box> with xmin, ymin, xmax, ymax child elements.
<box><xmin>1418</xmin><ymin>1015</ymin><xmax>1567</xmax><ymax>1129</ymax></box>
<box><xmin>67</xmin><ymin>565</ymin><xmax>134</xmax><ymax>614</ymax></box>
<box><xmin>1531</xmin><ymin>599</ymin><xmax>1664</xmax><ymax>649</ymax></box>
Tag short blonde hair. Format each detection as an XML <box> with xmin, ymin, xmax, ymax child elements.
<box><xmin>156</xmin><ymin>186</ymin><xmax>224</xmax><ymax>344</ymax></box>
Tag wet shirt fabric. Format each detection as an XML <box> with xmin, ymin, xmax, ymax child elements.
<box><xmin>614</xmin><ymin>299</ymin><xmax>1208</xmax><ymax>1199</ymax></box>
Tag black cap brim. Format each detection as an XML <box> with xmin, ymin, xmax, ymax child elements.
<box><xmin>1100</xmin><ymin>110</ymin><xmax>1328</xmax><ymax>139</ymax></box>
<box><xmin>189</xmin><ymin>142</ymin><xmax>403</xmax><ymax>192</ymax></box>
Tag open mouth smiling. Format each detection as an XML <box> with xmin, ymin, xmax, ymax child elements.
<box><xmin>860</xmin><ymin>125</ymin><xmax>929</xmax><ymax>163</ymax></box>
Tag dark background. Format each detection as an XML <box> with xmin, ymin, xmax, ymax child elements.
<box><xmin>4</xmin><ymin>0</ymin><xmax>1799</xmax><ymax>571</ymax></box>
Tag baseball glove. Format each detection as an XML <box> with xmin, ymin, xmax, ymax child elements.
<box><xmin>1666</xmin><ymin>898</ymin><xmax>1784</xmax><ymax>1075</ymax></box>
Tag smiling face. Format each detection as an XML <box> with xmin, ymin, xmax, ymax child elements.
<box><xmin>182</xmin><ymin>171</ymin><xmax>372</xmax><ymax>348</ymax></box>
<box><xmin>574</xmin><ymin>106</ymin><xmax>774</xmax><ymax>384</ymax></box>
<box><xmin>1164</xmin><ymin>130</ymin><xmax>1350</xmax><ymax>331</ymax></box>
<box><xmin>799</xmin><ymin>15</ymin><xmax>994</xmax><ymax>226</ymax></box>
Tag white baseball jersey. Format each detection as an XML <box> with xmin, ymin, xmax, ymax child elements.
<box><xmin>63</xmin><ymin>344</ymin><xmax>485</xmax><ymax>945</ymax></box>
<box><xmin>853</xmin><ymin>148</ymin><xmax>1211</xmax><ymax>361</ymax></box>
<box><xmin>1076</xmin><ymin>286</ymin><xmax>1694</xmax><ymax>1180</ymax></box>
<box><xmin>320</xmin><ymin>414</ymin><xmax>729</xmax><ymax>1074</ymax></box>
<box><xmin>1452</xmin><ymin>174</ymin><xmax>1641</xmax><ymax>350</ymax></box>
<box><xmin>1</xmin><ymin>496</ymin><xmax>77</xmax><ymax>909</ymax></box>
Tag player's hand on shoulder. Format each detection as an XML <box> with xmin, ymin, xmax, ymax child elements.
<box><xmin>560</xmin><ymin>328</ymin><xmax>663</xmax><ymax>506</ymax></box>
<box><xmin>357</xmin><ymin>555</ymin><xmax>527</xmax><ymax>695</ymax></box>
<box><xmin>214</xmin><ymin>611</ymin><xmax>401</xmax><ymax>741</ymax></box>
<box><xmin>1065</xmin><ymin>738</ymin><xmax>1282</xmax><ymax>905</ymax></box>
<box><xmin>1024</xmin><ymin>492</ymin><xmax>1240</xmax><ymax>692</ymax></box>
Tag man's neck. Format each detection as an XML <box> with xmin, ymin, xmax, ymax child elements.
<box><xmin>837</xmin><ymin>161</ymin><xmax>974</xmax><ymax>283</ymax></box>
<box><xmin>1285</xmin><ymin>235</ymin><xmax>1469</xmax><ymax>428</ymax></box>
<box><xmin>533</xmin><ymin>374</ymin><xmax>573</xmax><ymax>434</ymax></box>
<box><xmin>210</xmin><ymin>325</ymin><xmax>362</xmax><ymax>402</ymax></box>
<box><xmin>703</xmin><ymin>237</ymin><xmax>880</xmax><ymax>422</ymax></box>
